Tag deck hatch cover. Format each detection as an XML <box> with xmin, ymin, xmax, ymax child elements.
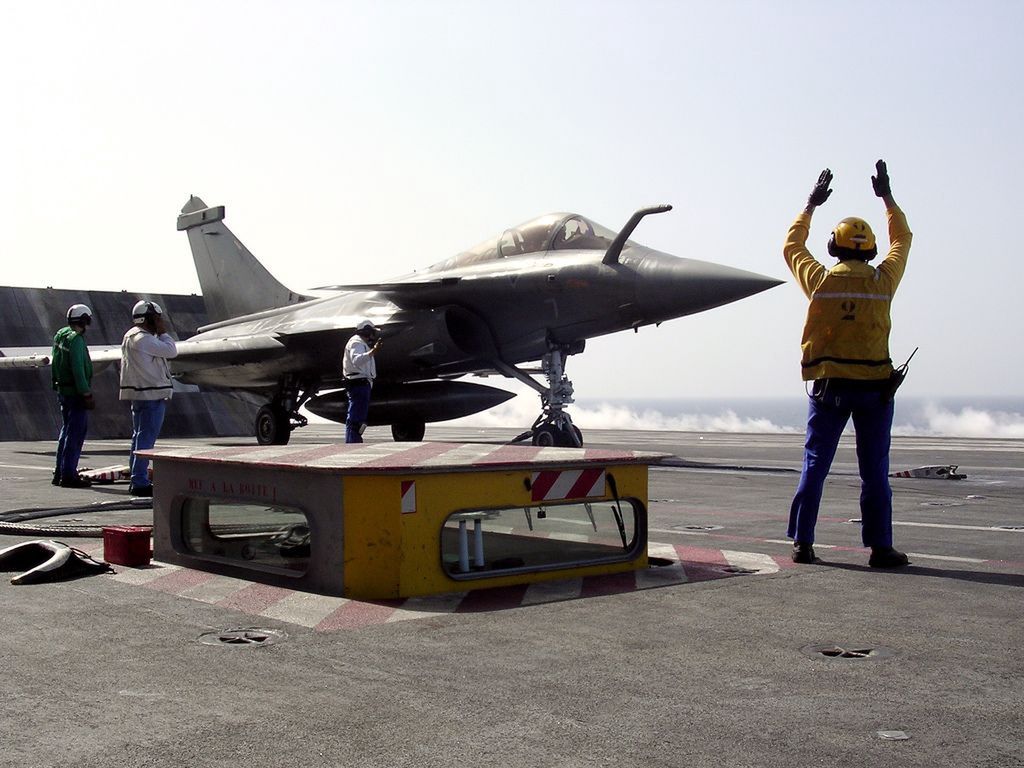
<box><xmin>199</xmin><ymin>628</ymin><xmax>286</xmax><ymax>647</ymax></box>
<box><xmin>801</xmin><ymin>644</ymin><xmax>895</xmax><ymax>660</ymax></box>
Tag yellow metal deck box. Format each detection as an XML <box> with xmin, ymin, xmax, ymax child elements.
<box><xmin>141</xmin><ymin>442</ymin><xmax>665</xmax><ymax>599</ymax></box>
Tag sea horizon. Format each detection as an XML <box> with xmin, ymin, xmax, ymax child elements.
<box><xmin>449</xmin><ymin>394</ymin><xmax>1024</xmax><ymax>439</ymax></box>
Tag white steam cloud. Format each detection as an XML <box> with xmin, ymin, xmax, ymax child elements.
<box><xmin>893</xmin><ymin>402</ymin><xmax>1024</xmax><ymax>438</ymax></box>
<box><xmin>451</xmin><ymin>384</ymin><xmax>796</xmax><ymax>434</ymax></box>
<box><xmin>452</xmin><ymin>385</ymin><xmax>1024</xmax><ymax>438</ymax></box>
<box><xmin>312</xmin><ymin>380</ymin><xmax>1024</xmax><ymax>439</ymax></box>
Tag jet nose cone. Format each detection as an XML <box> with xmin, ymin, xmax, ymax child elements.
<box><xmin>634</xmin><ymin>251</ymin><xmax>783</xmax><ymax>323</ymax></box>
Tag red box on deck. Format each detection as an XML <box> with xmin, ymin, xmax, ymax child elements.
<box><xmin>102</xmin><ymin>525</ymin><xmax>152</xmax><ymax>567</ymax></box>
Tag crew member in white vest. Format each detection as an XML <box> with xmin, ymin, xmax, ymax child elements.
<box><xmin>119</xmin><ymin>300</ymin><xmax>178</xmax><ymax>496</ymax></box>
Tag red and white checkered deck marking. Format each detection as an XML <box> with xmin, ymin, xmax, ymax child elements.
<box><xmin>139</xmin><ymin>441</ymin><xmax>667</xmax><ymax>474</ymax></box>
<box><xmin>530</xmin><ymin>468</ymin><xmax>605</xmax><ymax>501</ymax></box>
<box><xmin>86</xmin><ymin>542</ymin><xmax>794</xmax><ymax>633</ymax></box>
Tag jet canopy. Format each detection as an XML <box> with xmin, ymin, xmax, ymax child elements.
<box><xmin>428</xmin><ymin>213</ymin><xmax>630</xmax><ymax>272</ymax></box>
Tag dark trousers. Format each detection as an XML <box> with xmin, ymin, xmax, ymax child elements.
<box><xmin>345</xmin><ymin>382</ymin><xmax>371</xmax><ymax>444</ymax></box>
<box><xmin>55</xmin><ymin>394</ymin><xmax>89</xmax><ymax>481</ymax></box>
<box><xmin>788</xmin><ymin>383</ymin><xmax>894</xmax><ymax>548</ymax></box>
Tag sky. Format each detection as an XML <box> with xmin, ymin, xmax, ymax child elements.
<box><xmin>3</xmin><ymin>0</ymin><xmax>1023</xmax><ymax>406</ymax></box>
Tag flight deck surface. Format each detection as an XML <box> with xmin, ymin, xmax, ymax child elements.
<box><xmin>2</xmin><ymin>425</ymin><xmax>1022</xmax><ymax>768</ymax></box>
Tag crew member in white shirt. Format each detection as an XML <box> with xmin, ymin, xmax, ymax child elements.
<box><xmin>342</xmin><ymin>319</ymin><xmax>382</xmax><ymax>443</ymax></box>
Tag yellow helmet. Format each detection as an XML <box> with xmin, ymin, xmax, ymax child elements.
<box><xmin>830</xmin><ymin>217</ymin><xmax>876</xmax><ymax>253</ymax></box>
<box><xmin>827</xmin><ymin>217</ymin><xmax>876</xmax><ymax>262</ymax></box>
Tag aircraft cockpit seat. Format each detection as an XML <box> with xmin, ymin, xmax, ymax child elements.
<box><xmin>499</xmin><ymin>229</ymin><xmax>527</xmax><ymax>257</ymax></box>
<box><xmin>553</xmin><ymin>217</ymin><xmax>604</xmax><ymax>250</ymax></box>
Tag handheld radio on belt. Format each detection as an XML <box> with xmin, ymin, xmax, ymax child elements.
<box><xmin>885</xmin><ymin>347</ymin><xmax>919</xmax><ymax>402</ymax></box>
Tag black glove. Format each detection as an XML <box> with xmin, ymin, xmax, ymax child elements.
<box><xmin>871</xmin><ymin>159</ymin><xmax>891</xmax><ymax>198</ymax></box>
<box><xmin>82</xmin><ymin>393</ymin><xmax>96</xmax><ymax>411</ymax></box>
<box><xmin>807</xmin><ymin>169</ymin><xmax>833</xmax><ymax>208</ymax></box>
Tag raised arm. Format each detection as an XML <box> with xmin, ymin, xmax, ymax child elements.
<box><xmin>784</xmin><ymin>168</ymin><xmax>832</xmax><ymax>297</ymax></box>
<box><xmin>872</xmin><ymin>159</ymin><xmax>912</xmax><ymax>288</ymax></box>
<box><xmin>805</xmin><ymin>168</ymin><xmax>833</xmax><ymax>215</ymax></box>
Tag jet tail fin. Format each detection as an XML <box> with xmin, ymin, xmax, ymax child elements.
<box><xmin>177</xmin><ymin>197</ymin><xmax>307</xmax><ymax>323</ymax></box>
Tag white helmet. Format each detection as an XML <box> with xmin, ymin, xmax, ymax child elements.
<box><xmin>355</xmin><ymin>319</ymin><xmax>377</xmax><ymax>333</ymax></box>
<box><xmin>132</xmin><ymin>300</ymin><xmax>164</xmax><ymax>325</ymax></box>
<box><xmin>66</xmin><ymin>304</ymin><xmax>92</xmax><ymax>325</ymax></box>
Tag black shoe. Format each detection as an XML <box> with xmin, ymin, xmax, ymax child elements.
<box><xmin>59</xmin><ymin>476</ymin><xmax>92</xmax><ymax>488</ymax></box>
<box><xmin>792</xmin><ymin>542</ymin><xmax>817</xmax><ymax>564</ymax></box>
<box><xmin>128</xmin><ymin>484</ymin><xmax>153</xmax><ymax>497</ymax></box>
<box><xmin>869</xmin><ymin>546</ymin><xmax>910</xmax><ymax>568</ymax></box>
<box><xmin>51</xmin><ymin>473</ymin><xmax>60</xmax><ymax>486</ymax></box>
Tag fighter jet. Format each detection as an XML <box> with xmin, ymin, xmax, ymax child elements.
<box><xmin>1</xmin><ymin>198</ymin><xmax>781</xmax><ymax>446</ymax></box>
<box><xmin>165</xmin><ymin>197</ymin><xmax>780</xmax><ymax>446</ymax></box>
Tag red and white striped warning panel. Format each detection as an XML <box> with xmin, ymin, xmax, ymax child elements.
<box><xmin>890</xmin><ymin>465</ymin><xmax>966</xmax><ymax>480</ymax></box>
<box><xmin>400</xmin><ymin>480</ymin><xmax>416</xmax><ymax>514</ymax></box>
<box><xmin>78</xmin><ymin>465</ymin><xmax>153</xmax><ymax>483</ymax></box>
<box><xmin>89</xmin><ymin>543</ymin><xmax>795</xmax><ymax>634</ymax></box>
<box><xmin>530</xmin><ymin>468</ymin><xmax>605</xmax><ymax>501</ymax></box>
<box><xmin>79</xmin><ymin>465</ymin><xmax>129</xmax><ymax>483</ymax></box>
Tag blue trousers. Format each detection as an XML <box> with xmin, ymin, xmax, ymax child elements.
<box><xmin>788</xmin><ymin>383</ymin><xmax>894</xmax><ymax>548</ymax></box>
<box><xmin>130</xmin><ymin>399</ymin><xmax>167</xmax><ymax>487</ymax></box>
<box><xmin>345</xmin><ymin>382</ymin><xmax>371</xmax><ymax>443</ymax></box>
<box><xmin>55</xmin><ymin>394</ymin><xmax>89</xmax><ymax>481</ymax></box>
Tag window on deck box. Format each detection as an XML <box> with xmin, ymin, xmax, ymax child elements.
<box><xmin>180</xmin><ymin>498</ymin><xmax>310</xmax><ymax>574</ymax></box>
<box><xmin>441</xmin><ymin>497</ymin><xmax>644</xmax><ymax>578</ymax></box>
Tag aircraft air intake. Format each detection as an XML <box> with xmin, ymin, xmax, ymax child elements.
<box><xmin>444</xmin><ymin>306</ymin><xmax>498</xmax><ymax>359</ymax></box>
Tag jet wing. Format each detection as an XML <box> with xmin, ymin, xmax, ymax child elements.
<box><xmin>0</xmin><ymin>335</ymin><xmax>287</xmax><ymax>371</ymax></box>
<box><xmin>313</xmin><ymin>273</ymin><xmax>535</xmax><ymax>310</ymax></box>
<box><xmin>0</xmin><ymin>346</ymin><xmax>121</xmax><ymax>371</ymax></box>
<box><xmin>0</xmin><ymin>348</ymin><xmax>53</xmax><ymax>369</ymax></box>
<box><xmin>172</xmin><ymin>334</ymin><xmax>288</xmax><ymax>363</ymax></box>
<box><xmin>315</xmin><ymin>278</ymin><xmax>463</xmax><ymax>293</ymax></box>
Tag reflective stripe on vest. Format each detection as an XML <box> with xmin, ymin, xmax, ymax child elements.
<box><xmin>811</xmin><ymin>292</ymin><xmax>890</xmax><ymax>301</ymax></box>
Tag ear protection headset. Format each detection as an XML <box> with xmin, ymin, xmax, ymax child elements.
<box><xmin>132</xmin><ymin>300</ymin><xmax>164</xmax><ymax>326</ymax></box>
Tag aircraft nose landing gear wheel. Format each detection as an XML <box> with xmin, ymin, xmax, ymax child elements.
<box><xmin>531</xmin><ymin>422</ymin><xmax>582</xmax><ymax>447</ymax></box>
<box><xmin>532</xmin><ymin>424</ymin><xmax>560</xmax><ymax>447</ymax></box>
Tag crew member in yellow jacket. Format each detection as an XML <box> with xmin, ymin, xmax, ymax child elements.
<box><xmin>784</xmin><ymin>160</ymin><xmax>912</xmax><ymax>568</ymax></box>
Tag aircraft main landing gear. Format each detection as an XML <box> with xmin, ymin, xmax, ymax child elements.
<box><xmin>391</xmin><ymin>418</ymin><xmax>426</xmax><ymax>442</ymax></box>
<box><xmin>255</xmin><ymin>375</ymin><xmax>315</xmax><ymax>446</ymax></box>
<box><xmin>504</xmin><ymin>346</ymin><xmax>583</xmax><ymax>448</ymax></box>
<box><xmin>255</xmin><ymin>405</ymin><xmax>291</xmax><ymax>445</ymax></box>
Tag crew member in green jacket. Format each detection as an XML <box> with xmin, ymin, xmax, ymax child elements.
<box><xmin>51</xmin><ymin>304</ymin><xmax>95</xmax><ymax>488</ymax></box>
<box><xmin>784</xmin><ymin>160</ymin><xmax>912</xmax><ymax>568</ymax></box>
